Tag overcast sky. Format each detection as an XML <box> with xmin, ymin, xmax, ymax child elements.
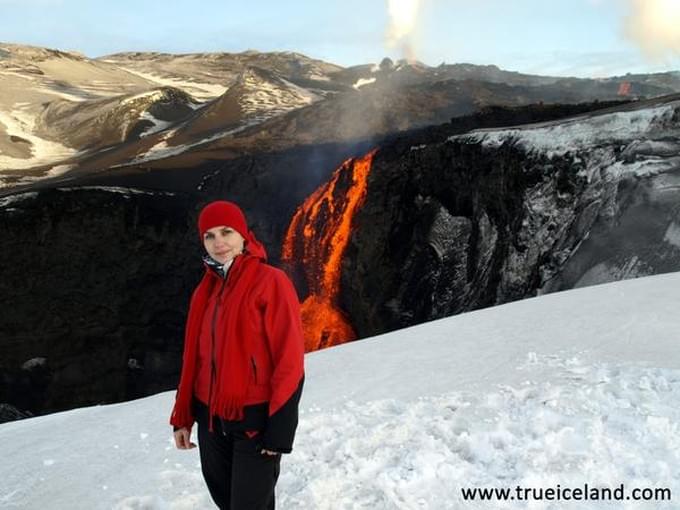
<box><xmin>2</xmin><ymin>0</ymin><xmax>680</xmax><ymax>77</ymax></box>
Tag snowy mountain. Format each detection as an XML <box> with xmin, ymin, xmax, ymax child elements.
<box><xmin>4</xmin><ymin>42</ymin><xmax>680</xmax><ymax>188</ymax></box>
<box><xmin>1</xmin><ymin>272</ymin><xmax>678</xmax><ymax>509</ymax></box>
<box><xmin>0</xmin><ymin>44</ymin><xmax>338</xmax><ymax>185</ymax></box>
<box><xmin>99</xmin><ymin>50</ymin><xmax>343</xmax><ymax>100</ymax></box>
<box><xmin>0</xmin><ymin>43</ymin><xmax>159</xmax><ymax>180</ymax></box>
<box><xmin>120</xmin><ymin>66</ymin><xmax>323</xmax><ymax>167</ymax></box>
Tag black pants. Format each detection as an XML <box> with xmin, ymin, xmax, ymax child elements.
<box><xmin>195</xmin><ymin>401</ymin><xmax>281</xmax><ymax>510</ymax></box>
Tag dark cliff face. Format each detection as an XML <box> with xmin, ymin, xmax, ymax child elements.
<box><xmin>0</xmin><ymin>188</ymin><xmax>199</xmax><ymax>415</ymax></box>
<box><xmin>342</xmin><ymin>97</ymin><xmax>680</xmax><ymax>337</ymax></box>
<box><xmin>342</xmin><ymin>141</ymin><xmax>588</xmax><ymax>334</ymax></box>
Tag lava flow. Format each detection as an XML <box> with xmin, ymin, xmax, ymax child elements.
<box><xmin>618</xmin><ymin>81</ymin><xmax>632</xmax><ymax>96</ymax></box>
<box><xmin>282</xmin><ymin>149</ymin><xmax>377</xmax><ymax>351</ymax></box>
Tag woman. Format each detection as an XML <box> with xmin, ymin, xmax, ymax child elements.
<box><xmin>170</xmin><ymin>200</ymin><xmax>305</xmax><ymax>510</ymax></box>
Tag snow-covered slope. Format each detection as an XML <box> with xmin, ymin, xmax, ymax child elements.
<box><xmin>1</xmin><ymin>272</ymin><xmax>678</xmax><ymax>509</ymax></box>
<box><xmin>0</xmin><ymin>43</ymin><xmax>159</xmax><ymax>179</ymax></box>
<box><xmin>123</xmin><ymin>67</ymin><xmax>323</xmax><ymax>166</ymax></box>
<box><xmin>99</xmin><ymin>50</ymin><xmax>342</xmax><ymax>101</ymax></box>
<box><xmin>0</xmin><ymin>44</ymin><xmax>334</xmax><ymax>184</ymax></box>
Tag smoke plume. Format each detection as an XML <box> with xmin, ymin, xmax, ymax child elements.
<box><xmin>625</xmin><ymin>0</ymin><xmax>680</xmax><ymax>59</ymax></box>
<box><xmin>385</xmin><ymin>0</ymin><xmax>422</xmax><ymax>60</ymax></box>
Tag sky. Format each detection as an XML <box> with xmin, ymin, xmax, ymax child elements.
<box><xmin>1</xmin><ymin>0</ymin><xmax>680</xmax><ymax>78</ymax></box>
<box><xmin>1</xmin><ymin>271</ymin><xmax>678</xmax><ymax>508</ymax></box>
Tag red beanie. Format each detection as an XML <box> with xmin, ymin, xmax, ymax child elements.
<box><xmin>198</xmin><ymin>201</ymin><xmax>249</xmax><ymax>239</ymax></box>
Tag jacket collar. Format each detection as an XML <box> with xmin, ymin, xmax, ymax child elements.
<box><xmin>203</xmin><ymin>254</ymin><xmax>234</xmax><ymax>279</ymax></box>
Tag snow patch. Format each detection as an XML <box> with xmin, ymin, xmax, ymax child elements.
<box><xmin>0</xmin><ymin>110</ymin><xmax>77</xmax><ymax>170</ymax></box>
<box><xmin>308</xmin><ymin>73</ymin><xmax>331</xmax><ymax>81</ymax></box>
<box><xmin>137</xmin><ymin>111</ymin><xmax>173</xmax><ymax>138</ymax></box>
<box><xmin>35</xmin><ymin>86</ymin><xmax>88</xmax><ymax>102</ymax></box>
<box><xmin>21</xmin><ymin>357</ymin><xmax>47</xmax><ymax>370</ymax></box>
<box><xmin>120</xmin><ymin>90</ymin><xmax>166</xmax><ymax>106</ymax></box>
<box><xmin>663</xmin><ymin>222</ymin><xmax>680</xmax><ymax>249</ymax></box>
<box><xmin>129</xmin><ymin>121</ymin><xmax>258</xmax><ymax>166</ymax></box>
<box><xmin>119</xmin><ymin>67</ymin><xmax>226</xmax><ymax>101</ymax></box>
<box><xmin>237</xmin><ymin>72</ymin><xmax>321</xmax><ymax>123</ymax></box>
<box><xmin>353</xmin><ymin>77</ymin><xmax>377</xmax><ymax>90</ymax></box>
<box><xmin>55</xmin><ymin>186</ymin><xmax>176</xmax><ymax>196</ymax></box>
<box><xmin>459</xmin><ymin>102</ymin><xmax>678</xmax><ymax>158</ymax></box>
<box><xmin>0</xmin><ymin>191</ymin><xmax>38</xmax><ymax>208</ymax></box>
<box><xmin>46</xmin><ymin>164</ymin><xmax>74</xmax><ymax>177</ymax></box>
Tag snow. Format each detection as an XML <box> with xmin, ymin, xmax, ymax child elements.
<box><xmin>308</xmin><ymin>74</ymin><xmax>331</xmax><ymax>82</ymax></box>
<box><xmin>1</xmin><ymin>272</ymin><xmax>679</xmax><ymax>509</ymax></box>
<box><xmin>279</xmin><ymin>76</ymin><xmax>321</xmax><ymax>105</ymax></box>
<box><xmin>128</xmin><ymin>121</ymin><xmax>259</xmax><ymax>166</ymax></box>
<box><xmin>21</xmin><ymin>358</ymin><xmax>47</xmax><ymax>370</ymax></box>
<box><xmin>46</xmin><ymin>164</ymin><xmax>75</xmax><ymax>177</ymax></box>
<box><xmin>663</xmin><ymin>222</ymin><xmax>680</xmax><ymax>249</ymax></box>
<box><xmin>119</xmin><ymin>67</ymin><xmax>226</xmax><ymax>101</ymax></box>
<box><xmin>0</xmin><ymin>187</ymin><xmax>174</xmax><ymax>210</ymax></box>
<box><xmin>0</xmin><ymin>191</ymin><xmax>38</xmax><ymax>208</ymax></box>
<box><xmin>138</xmin><ymin>111</ymin><xmax>174</xmax><ymax>138</ymax></box>
<box><xmin>0</xmin><ymin>110</ymin><xmax>77</xmax><ymax>170</ymax></box>
<box><xmin>78</xmin><ymin>81</ymin><xmax>137</xmax><ymax>98</ymax></box>
<box><xmin>458</xmin><ymin>101</ymin><xmax>679</xmax><ymax>158</ymax></box>
<box><xmin>34</xmin><ymin>86</ymin><xmax>89</xmax><ymax>102</ymax></box>
<box><xmin>55</xmin><ymin>186</ymin><xmax>176</xmax><ymax>196</ymax></box>
<box><xmin>120</xmin><ymin>90</ymin><xmax>166</xmax><ymax>106</ymax></box>
<box><xmin>237</xmin><ymin>71</ymin><xmax>321</xmax><ymax>123</ymax></box>
<box><xmin>353</xmin><ymin>77</ymin><xmax>377</xmax><ymax>90</ymax></box>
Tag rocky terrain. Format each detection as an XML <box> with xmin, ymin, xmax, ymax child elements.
<box><xmin>341</xmin><ymin>96</ymin><xmax>680</xmax><ymax>335</ymax></box>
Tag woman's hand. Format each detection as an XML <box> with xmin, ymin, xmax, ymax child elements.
<box><xmin>174</xmin><ymin>427</ymin><xmax>197</xmax><ymax>450</ymax></box>
<box><xmin>260</xmin><ymin>448</ymin><xmax>279</xmax><ymax>456</ymax></box>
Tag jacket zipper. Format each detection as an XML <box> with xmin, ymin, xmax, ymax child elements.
<box><xmin>207</xmin><ymin>261</ymin><xmax>235</xmax><ymax>421</ymax></box>
<box><xmin>250</xmin><ymin>356</ymin><xmax>258</xmax><ymax>384</ymax></box>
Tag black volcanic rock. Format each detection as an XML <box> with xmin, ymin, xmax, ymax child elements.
<box><xmin>0</xmin><ymin>187</ymin><xmax>199</xmax><ymax>414</ymax></box>
<box><xmin>342</xmin><ymin>95</ymin><xmax>680</xmax><ymax>336</ymax></box>
<box><xmin>0</xmin><ymin>404</ymin><xmax>32</xmax><ymax>424</ymax></box>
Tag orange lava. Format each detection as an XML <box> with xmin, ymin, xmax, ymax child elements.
<box><xmin>299</xmin><ymin>295</ymin><xmax>357</xmax><ymax>352</ymax></box>
<box><xmin>618</xmin><ymin>81</ymin><xmax>631</xmax><ymax>96</ymax></box>
<box><xmin>282</xmin><ymin>149</ymin><xmax>376</xmax><ymax>351</ymax></box>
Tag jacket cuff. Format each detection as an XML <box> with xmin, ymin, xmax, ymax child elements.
<box><xmin>260</xmin><ymin>375</ymin><xmax>304</xmax><ymax>453</ymax></box>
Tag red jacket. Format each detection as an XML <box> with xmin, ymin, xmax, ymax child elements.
<box><xmin>171</xmin><ymin>251</ymin><xmax>305</xmax><ymax>453</ymax></box>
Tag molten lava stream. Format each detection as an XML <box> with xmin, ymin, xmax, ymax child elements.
<box><xmin>282</xmin><ymin>149</ymin><xmax>376</xmax><ymax>351</ymax></box>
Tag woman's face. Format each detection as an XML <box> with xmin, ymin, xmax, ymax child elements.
<box><xmin>203</xmin><ymin>225</ymin><xmax>245</xmax><ymax>264</ymax></box>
